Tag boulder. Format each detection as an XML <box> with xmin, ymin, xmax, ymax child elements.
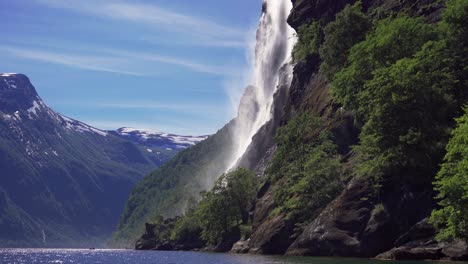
<box><xmin>249</xmin><ymin>215</ymin><xmax>294</xmax><ymax>255</ymax></box>
<box><xmin>231</xmin><ymin>239</ymin><xmax>251</xmax><ymax>254</ymax></box>
<box><xmin>286</xmin><ymin>178</ymin><xmax>375</xmax><ymax>257</ymax></box>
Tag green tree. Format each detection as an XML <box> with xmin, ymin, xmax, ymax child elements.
<box><xmin>268</xmin><ymin>113</ymin><xmax>343</xmax><ymax>233</ymax></box>
<box><xmin>332</xmin><ymin>16</ymin><xmax>437</xmax><ymax>117</ymax></box>
<box><xmin>431</xmin><ymin>108</ymin><xmax>468</xmax><ymax>242</ymax></box>
<box><xmin>354</xmin><ymin>40</ymin><xmax>459</xmax><ymax>181</ymax></box>
<box><xmin>292</xmin><ymin>21</ymin><xmax>323</xmax><ymax>63</ymax></box>
<box><xmin>196</xmin><ymin>168</ymin><xmax>257</xmax><ymax>245</ymax></box>
<box><xmin>319</xmin><ymin>2</ymin><xmax>371</xmax><ymax>79</ymax></box>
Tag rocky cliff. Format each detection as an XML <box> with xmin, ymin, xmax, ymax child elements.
<box><xmin>123</xmin><ymin>0</ymin><xmax>467</xmax><ymax>260</ymax></box>
<box><xmin>236</xmin><ymin>0</ymin><xmax>467</xmax><ymax>261</ymax></box>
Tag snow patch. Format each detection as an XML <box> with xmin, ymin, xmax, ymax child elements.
<box><xmin>0</xmin><ymin>73</ymin><xmax>17</xmax><ymax>77</ymax></box>
<box><xmin>14</xmin><ymin>111</ymin><xmax>21</xmax><ymax>120</ymax></box>
<box><xmin>116</xmin><ymin>127</ymin><xmax>208</xmax><ymax>146</ymax></box>
<box><xmin>27</xmin><ymin>100</ymin><xmax>41</xmax><ymax>116</ymax></box>
<box><xmin>59</xmin><ymin>114</ymin><xmax>108</xmax><ymax>137</ymax></box>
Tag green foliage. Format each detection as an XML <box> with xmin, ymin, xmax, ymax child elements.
<box><xmin>148</xmin><ymin>216</ymin><xmax>177</xmax><ymax>242</ymax></box>
<box><xmin>332</xmin><ymin>15</ymin><xmax>437</xmax><ymax>116</ymax></box>
<box><xmin>321</xmin><ymin>0</ymin><xmax>468</xmax><ymax>242</ymax></box>
<box><xmin>196</xmin><ymin>168</ymin><xmax>257</xmax><ymax>244</ymax></box>
<box><xmin>431</xmin><ymin>108</ymin><xmax>468</xmax><ymax>242</ymax></box>
<box><xmin>354</xmin><ymin>40</ymin><xmax>459</xmax><ymax>181</ymax></box>
<box><xmin>267</xmin><ymin>113</ymin><xmax>343</xmax><ymax>232</ymax></box>
<box><xmin>239</xmin><ymin>224</ymin><xmax>252</xmax><ymax>239</ymax></box>
<box><xmin>170</xmin><ymin>210</ymin><xmax>202</xmax><ymax>244</ymax></box>
<box><xmin>112</xmin><ymin>122</ymin><xmax>235</xmax><ymax>245</ymax></box>
<box><xmin>292</xmin><ymin>21</ymin><xmax>323</xmax><ymax>62</ymax></box>
<box><xmin>320</xmin><ymin>2</ymin><xmax>371</xmax><ymax>79</ymax></box>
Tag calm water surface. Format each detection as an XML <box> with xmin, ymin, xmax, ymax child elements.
<box><xmin>0</xmin><ymin>248</ymin><xmax>464</xmax><ymax>264</ymax></box>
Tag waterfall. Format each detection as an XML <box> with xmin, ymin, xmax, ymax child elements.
<box><xmin>227</xmin><ymin>0</ymin><xmax>296</xmax><ymax>171</ymax></box>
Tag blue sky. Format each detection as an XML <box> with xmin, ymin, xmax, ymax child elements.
<box><xmin>1</xmin><ymin>0</ymin><xmax>262</xmax><ymax>135</ymax></box>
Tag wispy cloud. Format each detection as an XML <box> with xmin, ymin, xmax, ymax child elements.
<box><xmin>52</xmin><ymin>100</ymin><xmax>226</xmax><ymax>116</ymax></box>
<box><xmin>95</xmin><ymin>102</ymin><xmax>224</xmax><ymax>113</ymax></box>
<box><xmin>0</xmin><ymin>45</ymin><xmax>240</xmax><ymax>76</ymax></box>
<box><xmin>104</xmin><ymin>49</ymin><xmax>238</xmax><ymax>76</ymax></box>
<box><xmin>35</xmin><ymin>0</ymin><xmax>246</xmax><ymax>48</ymax></box>
<box><xmin>0</xmin><ymin>46</ymin><xmax>143</xmax><ymax>76</ymax></box>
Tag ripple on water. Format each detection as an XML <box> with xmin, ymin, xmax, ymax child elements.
<box><xmin>0</xmin><ymin>248</ymin><xmax>463</xmax><ymax>264</ymax></box>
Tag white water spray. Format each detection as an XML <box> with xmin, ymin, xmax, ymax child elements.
<box><xmin>227</xmin><ymin>0</ymin><xmax>296</xmax><ymax>170</ymax></box>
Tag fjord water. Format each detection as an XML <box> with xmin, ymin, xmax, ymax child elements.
<box><xmin>0</xmin><ymin>249</ymin><xmax>461</xmax><ymax>264</ymax></box>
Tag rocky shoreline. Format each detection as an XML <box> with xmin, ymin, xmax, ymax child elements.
<box><xmin>135</xmin><ymin>220</ymin><xmax>468</xmax><ymax>261</ymax></box>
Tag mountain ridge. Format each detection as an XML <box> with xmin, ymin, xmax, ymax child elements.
<box><xmin>0</xmin><ymin>73</ymin><xmax>205</xmax><ymax>247</ymax></box>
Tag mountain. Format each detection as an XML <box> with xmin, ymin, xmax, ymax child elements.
<box><xmin>108</xmin><ymin>128</ymin><xmax>207</xmax><ymax>164</ymax></box>
<box><xmin>116</xmin><ymin>0</ymin><xmax>468</xmax><ymax>261</ymax></box>
<box><xmin>0</xmin><ymin>73</ymin><xmax>204</xmax><ymax>247</ymax></box>
<box><xmin>111</xmin><ymin>120</ymin><xmax>235</xmax><ymax>246</ymax></box>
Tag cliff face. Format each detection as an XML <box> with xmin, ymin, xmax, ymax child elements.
<box><xmin>239</xmin><ymin>0</ymin><xmax>467</xmax><ymax>260</ymax></box>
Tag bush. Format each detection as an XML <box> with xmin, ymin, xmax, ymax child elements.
<box><xmin>292</xmin><ymin>21</ymin><xmax>323</xmax><ymax>63</ymax></box>
<box><xmin>320</xmin><ymin>2</ymin><xmax>371</xmax><ymax>79</ymax></box>
<box><xmin>267</xmin><ymin>113</ymin><xmax>343</xmax><ymax>232</ymax></box>
<box><xmin>332</xmin><ymin>15</ymin><xmax>437</xmax><ymax>116</ymax></box>
<box><xmin>431</xmin><ymin>108</ymin><xmax>468</xmax><ymax>242</ymax></box>
<box><xmin>196</xmin><ymin>168</ymin><xmax>257</xmax><ymax>245</ymax></box>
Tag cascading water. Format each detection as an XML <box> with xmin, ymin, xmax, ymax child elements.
<box><xmin>227</xmin><ymin>0</ymin><xmax>297</xmax><ymax>171</ymax></box>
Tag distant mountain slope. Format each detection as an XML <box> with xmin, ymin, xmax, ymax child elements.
<box><xmin>111</xmin><ymin>120</ymin><xmax>235</xmax><ymax>246</ymax></box>
<box><xmin>109</xmin><ymin>128</ymin><xmax>207</xmax><ymax>164</ymax></box>
<box><xmin>0</xmin><ymin>73</ymin><xmax>203</xmax><ymax>247</ymax></box>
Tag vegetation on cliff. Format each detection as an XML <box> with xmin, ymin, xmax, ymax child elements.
<box><xmin>267</xmin><ymin>113</ymin><xmax>344</xmax><ymax>235</ymax></box>
<box><xmin>136</xmin><ymin>168</ymin><xmax>257</xmax><ymax>249</ymax></box>
<box><xmin>124</xmin><ymin>0</ymin><xmax>468</xmax><ymax>253</ymax></box>
<box><xmin>287</xmin><ymin>0</ymin><xmax>468</xmax><ymax>244</ymax></box>
<box><xmin>431</xmin><ymin>108</ymin><xmax>468</xmax><ymax>242</ymax></box>
<box><xmin>112</xmin><ymin>122</ymin><xmax>234</xmax><ymax>245</ymax></box>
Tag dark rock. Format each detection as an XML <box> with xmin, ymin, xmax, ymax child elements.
<box><xmin>394</xmin><ymin>218</ymin><xmax>436</xmax><ymax>247</ymax></box>
<box><xmin>442</xmin><ymin>241</ymin><xmax>468</xmax><ymax>261</ymax></box>
<box><xmin>135</xmin><ymin>237</ymin><xmax>157</xmax><ymax>250</ymax></box>
<box><xmin>286</xmin><ymin>178</ymin><xmax>376</xmax><ymax>257</ymax></box>
<box><xmin>213</xmin><ymin>227</ymin><xmax>241</xmax><ymax>252</ymax></box>
<box><xmin>377</xmin><ymin>245</ymin><xmax>444</xmax><ymax>260</ymax></box>
<box><xmin>376</xmin><ymin>240</ymin><xmax>468</xmax><ymax>261</ymax></box>
<box><xmin>231</xmin><ymin>238</ymin><xmax>251</xmax><ymax>254</ymax></box>
<box><xmin>286</xmin><ymin>175</ymin><xmax>437</xmax><ymax>257</ymax></box>
<box><xmin>249</xmin><ymin>215</ymin><xmax>295</xmax><ymax>255</ymax></box>
<box><xmin>135</xmin><ymin>223</ymin><xmax>158</xmax><ymax>250</ymax></box>
<box><xmin>288</xmin><ymin>0</ymin><xmax>356</xmax><ymax>30</ymax></box>
<box><xmin>153</xmin><ymin>241</ymin><xmax>174</xmax><ymax>251</ymax></box>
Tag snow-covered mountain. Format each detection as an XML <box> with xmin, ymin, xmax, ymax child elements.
<box><xmin>0</xmin><ymin>73</ymin><xmax>203</xmax><ymax>247</ymax></box>
<box><xmin>111</xmin><ymin>127</ymin><xmax>208</xmax><ymax>151</ymax></box>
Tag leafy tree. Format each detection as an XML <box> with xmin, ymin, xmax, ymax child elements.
<box><xmin>431</xmin><ymin>108</ymin><xmax>468</xmax><ymax>242</ymax></box>
<box><xmin>332</xmin><ymin>15</ymin><xmax>437</xmax><ymax>117</ymax></box>
<box><xmin>354</xmin><ymin>40</ymin><xmax>459</xmax><ymax>181</ymax></box>
<box><xmin>429</xmin><ymin>4</ymin><xmax>468</xmax><ymax>238</ymax></box>
<box><xmin>292</xmin><ymin>21</ymin><xmax>323</xmax><ymax>63</ymax></box>
<box><xmin>196</xmin><ymin>168</ymin><xmax>257</xmax><ymax>245</ymax></box>
<box><xmin>319</xmin><ymin>2</ymin><xmax>371</xmax><ymax>79</ymax></box>
<box><xmin>268</xmin><ymin>113</ymin><xmax>343</xmax><ymax>233</ymax></box>
<box><xmin>439</xmin><ymin>0</ymin><xmax>468</xmax><ymax>106</ymax></box>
